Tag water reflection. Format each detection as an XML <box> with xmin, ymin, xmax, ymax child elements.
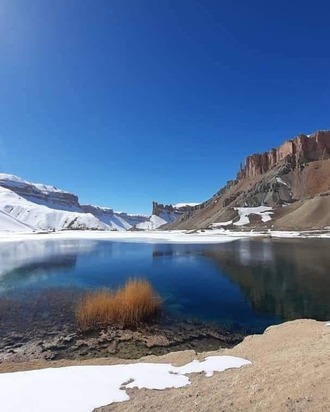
<box><xmin>0</xmin><ymin>238</ymin><xmax>329</xmax><ymax>336</ymax></box>
<box><xmin>205</xmin><ymin>238</ymin><xmax>330</xmax><ymax>321</ymax></box>
<box><xmin>0</xmin><ymin>240</ymin><xmax>97</xmax><ymax>277</ymax></box>
<box><xmin>0</xmin><ymin>240</ymin><xmax>100</xmax><ymax>292</ymax></box>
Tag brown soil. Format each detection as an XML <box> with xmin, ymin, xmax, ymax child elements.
<box><xmin>1</xmin><ymin>320</ymin><xmax>329</xmax><ymax>411</ymax></box>
<box><xmin>274</xmin><ymin>196</ymin><xmax>330</xmax><ymax>230</ymax></box>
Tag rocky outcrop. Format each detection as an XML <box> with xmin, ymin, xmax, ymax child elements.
<box><xmin>152</xmin><ymin>202</ymin><xmax>198</xmax><ymax>216</ymax></box>
<box><xmin>237</xmin><ymin>131</ymin><xmax>330</xmax><ymax>179</ymax></box>
<box><xmin>166</xmin><ymin>130</ymin><xmax>330</xmax><ymax>231</ymax></box>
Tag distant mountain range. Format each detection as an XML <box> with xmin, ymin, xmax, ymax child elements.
<box><xmin>166</xmin><ymin>130</ymin><xmax>330</xmax><ymax>231</ymax></box>
<box><xmin>0</xmin><ymin>174</ymin><xmax>196</xmax><ymax>232</ymax></box>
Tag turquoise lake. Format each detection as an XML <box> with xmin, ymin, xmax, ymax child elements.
<box><xmin>0</xmin><ymin>237</ymin><xmax>329</xmax><ymax>337</ymax></box>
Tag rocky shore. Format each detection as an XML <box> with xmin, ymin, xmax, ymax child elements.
<box><xmin>0</xmin><ymin>321</ymin><xmax>243</xmax><ymax>363</ymax></box>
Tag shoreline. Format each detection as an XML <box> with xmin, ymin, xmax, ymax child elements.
<box><xmin>0</xmin><ymin>228</ymin><xmax>329</xmax><ymax>244</ymax></box>
<box><xmin>0</xmin><ymin>320</ymin><xmax>329</xmax><ymax>411</ymax></box>
<box><xmin>0</xmin><ymin>320</ymin><xmax>245</xmax><ymax>364</ymax></box>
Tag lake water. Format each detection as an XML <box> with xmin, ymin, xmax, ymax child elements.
<box><xmin>0</xmin><ymin>237</ymin><xmax>329</xmax><ymax>338</ymax></box>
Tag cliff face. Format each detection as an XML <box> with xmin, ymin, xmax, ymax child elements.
<box><xmin>166</xmin><ymin>130</ymin><xmax>330</xmax><ymax>231</ymax></box>
<box><xmin>152</xmin><ymin>202</ymin><xmax>197</xmax><ymax>216</ymax></box>
<box><xmin>237</xmin><ymin>131</ymin><xmax>330</xmax><ymax>179</ymax></box>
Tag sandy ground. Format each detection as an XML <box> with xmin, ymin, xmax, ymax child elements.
<box><xmin>0</xmin><ymin>319</ymin><xmax>329</xmax><ymax>411</ymax></box>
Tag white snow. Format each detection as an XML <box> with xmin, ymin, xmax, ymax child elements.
<box><xmin>0</xmin><ymin>228</ymin><xmax>329</xmax><ymax>244</ymax></box>
<box><xmin>135</xmin><ymin>215</ymin><xmax>167</xmax><ymax>230</ymax></box>
<box><xmin>234</xmin><ymin>206</ymin><xmax>273</xmax><ymax>226</ymax></box>
<box><xmin>0</xmin><ymin>174</ymin><xmax>68</xmax><ymax>195</ymax></box>
<box><xmin>0</xmin><ymin>174</ymin><xmax>149</xmax><ymax>232</ymax></box>
<box><xmin>0</xmin><ymin>230</ymin><xmax>243</xmax><ymax>244</ymax></box>
<box><xmin>0</xmin><ymin>356</ymin><xmax>251</xmax><ymax>412</ymax></box>
<box><xmin>135</xmin><ymin>204</ymin><xmax>200</xmax><ymax>230</ymax></box>
<box><xmin>136</xmin><ymin>211</ymin><xmax>180</xmax><ymax>230</ymax></box>
<box><xmin>210</xmin><ymin>221</ymin><xmax>233</xmax><ymax>228</ymax></box>
<box><xmin>326</xmin><ymin>322</ymin><xmax>330</xmax><ymax>327</ymax></box>
<box><xmin>0</xmin><ymin>209</ymin><xmax>34</xmax><ymax>232</ymax></box>
<box><xmin>0</xmin><ymin>186</ymin><xmax>108</xmax><ymax>231</ymax></box>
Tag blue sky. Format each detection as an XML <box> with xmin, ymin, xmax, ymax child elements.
<box><xmin>1</xmin><ymin>0</ymin><xmax>330</xmax><ymax>214</ymax></box>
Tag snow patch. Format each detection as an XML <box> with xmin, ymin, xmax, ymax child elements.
<box><xmin>0</xmin><ymin>356</ymin><xmax>251</xmax><ymax>412</ymax></box>
<box><xmin>210</xmin><ymin>221</ymin><xmax>233</xmax><ymax>228</ymax></box>
<box><xmin>234</xmin><ymin>206</ymin><xmax>273</xmax><ymax>226</ymax></box>
<box><xmin>136</xmin><ymin>212</ymin><xmax>180</xmax><ymax>230</ymax></box>
<box><xmin>326</xmin><ymin>322</ymin><xmax>330</xmax><ymax>327</ymax></box>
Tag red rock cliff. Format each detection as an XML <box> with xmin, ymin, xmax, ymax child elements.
<box><xmin>237</xmin><ymin>131</ymin><xmax>330</xmax><ymax>179</ymax></box>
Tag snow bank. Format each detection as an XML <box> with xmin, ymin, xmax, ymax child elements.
<box><xmin>210</xmin><ymin>221</ymin><xmax>233</xmax><ymax>228</ymax></box>
<box><xmin>234</xmin><ymin>206</ymin><xmax>273</xmax><ymax>226</ymax></box>
<box><xmin>0</xmin><ymin>227</ymin><xmax>329</xmax><ymax>244</ymax></box>
<box><xmin>0</xmin><ymin>230</ymin><xmax>242</xmax><ymax>244</ymax></box>
<box><xmin>0</xmin><ymin>356</ymin><xmax>251</xmax><ymax>412</ymax></box>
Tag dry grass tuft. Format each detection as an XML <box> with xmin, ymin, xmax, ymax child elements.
<box><xmin>75</xmin><ymin>279</ymin><xmax>161</xmax><ymax>331</ymax></box>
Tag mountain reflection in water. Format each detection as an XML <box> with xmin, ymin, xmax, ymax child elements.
<box><xmin>204</xmin><ymin>238</ymin><xmax>330</xmax><ymax>321</ymax></box>
<box><xmin>0</xmin><ymin>238</ymin><xmax>329</xmax><ymax>337</ymax></box>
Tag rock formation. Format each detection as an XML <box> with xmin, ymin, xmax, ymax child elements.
<box><xmin>166</xmin><ymin>130</ymin><xmax>330</xmax><ymax>231</ymax></box>
<box><xmin>237</xmin><ymin>131</ymin><xmax>330</xmax><ymax>179</ymax></box>
<box><xmin>152</xmin><ymin>202</ymin><xmax>198</xmax><ymax>216</ymax></box>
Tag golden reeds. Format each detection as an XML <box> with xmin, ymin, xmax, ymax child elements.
<box><xmin>75</xmin><ymin>279</ymin><xmax>161</xmax><ymax>331</ymax></box>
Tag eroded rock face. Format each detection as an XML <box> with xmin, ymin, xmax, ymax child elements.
<box><xmin>152</xmin><ymin>202</ymin><xmax>197</xmax><ymax>216</ymax></box>
<box><xmin>237</xmin><ymin>131</ymin><xmax>330</xmax><ymax>179</ymax></box>
<box><xmin>166</xmin><ymin>130</ymin><xmax>330</xmax><ymax>231</ymax></box>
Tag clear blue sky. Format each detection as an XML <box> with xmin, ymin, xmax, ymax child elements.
<box><xmin>1</xmin><ymin>0</ymin><xmax>329</xmax><ymax>214</ymax></box>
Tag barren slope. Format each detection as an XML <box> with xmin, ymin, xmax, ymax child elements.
<box><xmin>166</xmin><ymin>133</ymin><xmax>330</xmax><ymax>231</ymax></box>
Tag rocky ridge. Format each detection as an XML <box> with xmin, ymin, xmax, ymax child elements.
<box><xmin>237</xmin><ymin>130</ymin><xmax>330</xmax><ymax>179</ymax></box>
<box><xmin>166</xmin><ymin>130</ymin><xmax>330</xmax><ymax>231</ymax></box>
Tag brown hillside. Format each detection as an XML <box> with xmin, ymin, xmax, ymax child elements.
<box><xmin>165</xmin><ymin>131</ymin><xmax>330</xmax><ymax>231</ymax></box>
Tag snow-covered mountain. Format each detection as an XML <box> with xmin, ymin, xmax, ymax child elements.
<box><xmin>0</xmin><ymin>174</ymin><xmax>148</xmax><ymax>232</ymax></box>
<box><xmin>81</xmin><ymin>205</ymin><xmax>148</xmax><ymax>231</ymax></box>
<box><xmin>0</xmin><ymin>174</ymin><xmax>199</xmax><ymax>233</ymax></box>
